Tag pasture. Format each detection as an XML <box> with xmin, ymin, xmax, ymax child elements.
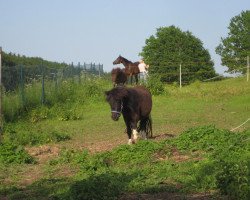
<box><xmin>0</xmin><ymin>76</ymin><xmax>249</xmax><ymax>199</ymax></box>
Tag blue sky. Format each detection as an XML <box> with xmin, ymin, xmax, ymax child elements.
<box><xmin>1</xmin><ymin>0</ymin><xmax>249</xmax><ymax>74</ymax></box>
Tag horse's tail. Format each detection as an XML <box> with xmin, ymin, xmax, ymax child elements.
<box><xmin>139</xmin><ymin>115</ymin><xmax>153</xmax><ymax>139</ymax></box>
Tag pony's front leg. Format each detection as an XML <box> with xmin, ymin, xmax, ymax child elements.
<box><xmin>132</xmin><ymin>129</ymin><xmax>139</xmax><ymax>141</ymax></box>
<box><xmin>124</xmin><ymin>119</ymin><xmax>133</xmax><ymax>144</ymax></box>
<box><xmin>127</xmin><ymin>127</ymin><xmax>133</xmax><ymax>145</ymax></box>
<box><xmin>123</xmin><ymin>113</ymin><xmax>133</xmax><ymax>144</ymax></box>
<box><xmin>131</xmin><ymin>121</ymin><xmax>139</xmax><ymax>142</ymax></box>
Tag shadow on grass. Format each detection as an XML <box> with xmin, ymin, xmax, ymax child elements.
<box><xmin>1</xmin><ymin>171</ymin><xmax>223</xmax><ymax>200</ymax></box>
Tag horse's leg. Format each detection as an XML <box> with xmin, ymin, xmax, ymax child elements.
<box><xmin>135</xmin><ymin>74</ymin><xmax>138</xmax><ymax>85</ymax></box>
<box><xmin>127</xmin><ymin>128</ymin><xmax>133</xmax><ymax>144</ymax></box>
<box><xmin>130</xmin><ymin>75</ymin><xmax>133</xmax><ymax>85</ymax></box>
<box><xmin>133</xmin><ymin>129</ymin><xmax>139</xmax><ymax>141</ymax></box>
<box><xmin>124</xmin><ymin>116</ymin><xmax>133</xmax><ymax>144</ymax></box>
<box><xmin>131</xmin><ymin>121</ymin><xmax>139</xmax><ymax>142</ymax></box>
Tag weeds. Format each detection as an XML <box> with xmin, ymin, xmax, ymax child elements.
<box><xmin>0</xmin><ymin>142</ymin><xmax>34</xmax><ymax>164</ymax></box>
<box><xmin>3</xmin><ymin>122</ymin><xmax>71</xmax><ymax>146</ymax></box>
<box><xmin>3</xmin><ymin>77</ymin><xmax>111</xmax><ymax>122</ymax></box>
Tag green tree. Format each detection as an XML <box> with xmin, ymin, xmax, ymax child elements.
<box><xmin>140</xmin><ymin>26</ymin><xmax>216</xmax><ymax>83</ymax></box>
<box><xmin>216</xmin><ymin>10</ymin><xmax>250</xmax><ymax>74</ymax></box>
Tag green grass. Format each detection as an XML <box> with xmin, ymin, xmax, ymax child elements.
<box><xmin>0</xmin><ymin>76</ymin><xmax>250</xmax><ymax>199</ymax></box>
<box><xmin>1</xmin><ymin>126</ymin><xmax>249</xmax><ymax>199</ymax></box>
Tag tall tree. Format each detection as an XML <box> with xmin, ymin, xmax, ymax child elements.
<box><xmin>140</xmin><ymin>26</ymin><xmax>216</xmax><ymax>83</ymax></box>
<box><xmin>216</xmin><ymin>10</ymin><xmax>250</xmax><ymax>74</ymax></box>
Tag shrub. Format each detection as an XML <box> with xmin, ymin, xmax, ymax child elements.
<box><xmin>0</xmin><ymin>142</ymin><xmax>34</xmax><ymax>164</ymax></box>
<box><xmin>216</xmin><ymin>159</ymin><xmax>250</xmax><ymax>200</ymax></box>
<box><xmin>146</xmin><ymin>75</ymin><xmax>165</xmax><ymax>95</ymax></box>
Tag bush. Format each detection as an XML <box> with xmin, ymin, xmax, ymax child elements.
<box><xmin>216</xmin><ymin>159</ymin><xmax>250</xmax><ymax>200</ymax></box>
<box><xmin>0</xmin><ymin>142</ymin><xmax>34</xmax><ymax>164</ymax></box>
<box><xmin>146</xmin><ymin>75</ymin><xmax>165</xmax><ymax>95</ymax></box>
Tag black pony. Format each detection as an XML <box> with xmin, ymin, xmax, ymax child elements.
<box><xmin>111</xmin><ymin>67</ymin><xmax>127</xmax><ymax>87</ymax></box>
<box><xmin>113</xmin><ymin>55</ymin><xmax>140</xmax><ymax>85</ymax></box>
<box><xmin>105</xmin><ymin>86</ymin><xmax>152</xmax><ymax>144</ymax></box>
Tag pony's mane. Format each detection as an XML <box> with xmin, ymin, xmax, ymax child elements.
<box><xmin>106</xmin><ymin>87</ymin><xmax>128</xmax><ymax>100</ymax></box>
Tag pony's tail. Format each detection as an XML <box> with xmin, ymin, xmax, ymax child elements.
<box><xmin>139</xmin><ymin>115</ymin><xmax>153</xmax><ymax>139</ymax></box>
<box><xmin>146</xmin><ymin>115</ymin><xmax>153</xmax><ymax>138</ymax></box>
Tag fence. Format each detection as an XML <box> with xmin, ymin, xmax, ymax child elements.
<box><xmin>158</xmin><ymin>56</ymin><xmax>250</xmax><ymax>88</ymax></box>
<box><xmin>80</xmin><ymin>62</ymin><xmax>103</xmax><ymax>76</ymax></box>
<box><xmin>1</xmin><ymin>62</ymin><xmax>104</xmax><ymax>118</ymax></box>
<box><xmin>3</xmin><ymin>62</ymin><xmax>103</xmax><ymax>89</ymax></box>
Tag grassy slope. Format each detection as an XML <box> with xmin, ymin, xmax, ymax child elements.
<box><xmin>0</xmin><ymin>77</ymin><xmax>249</xmax><ymax>199</ymax></box>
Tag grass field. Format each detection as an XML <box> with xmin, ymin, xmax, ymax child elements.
<box><xmin>0</xmin><ymin>77</ymin><xmax>249</xmax><ymax>199</ymax></box>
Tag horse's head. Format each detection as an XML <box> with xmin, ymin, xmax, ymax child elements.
<box><xmin>105</xmin><ymin>87</ymin><xmax>127</xmax><ymax>121</ymax></box>
<box><xmin>113</xmin><ymin>55</ymin><xmax>123</xmax><ymax>65</ymax></box>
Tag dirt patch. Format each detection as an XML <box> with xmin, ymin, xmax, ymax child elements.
<box><xmin>170</xmin><ymin>147</ymin><xmax>190</xmax><ymax>163</ymax></box>
<box><xmin>25</xmin><ymin>144</ymin><xmax>60</xmax><ymax>164</ymax></box>
<box><xmin>18</xmin><ymin>164</ymin><xmax>44</xmax><ymax>186</ymax></box>
<box><xmin>151</xmin><ymin>133</ymin><xmax>175</xmax><ymax>141</ymax></box>
<box><xmin>81</xmin><ymin>138</ymin><xmax>126</xmax><ymax>153</ymax></box>
<box><xmin>8</xmin><ymin>145</ymin><xmax>62</xmax><ymax>187</ymax></box>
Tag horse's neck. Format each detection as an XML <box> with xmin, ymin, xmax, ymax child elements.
<box><xmin>121</xmin><ymin>58</ymin><xmax>132</xmax><ymax>68</ymax></box>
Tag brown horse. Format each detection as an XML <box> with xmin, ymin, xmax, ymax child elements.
<box><xmin>111</xmin><ymin>67</ymin><xmax>127</xmax><ymax>87</ymax></box>
<box><xmin>105</xmin><ymin>86</ymin><xmax>152</xmax><ymax>144</ymax></box>
<box><xmin>113</xmin><ymin>55</ymin><xmax>140</xmax><ymax>84</ymax></box>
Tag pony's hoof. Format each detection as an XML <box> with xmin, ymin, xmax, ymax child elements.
<box><xmin>128</xmin><ymin>139</ymin><xmax>133</xmax><ymax>145</ymax></box>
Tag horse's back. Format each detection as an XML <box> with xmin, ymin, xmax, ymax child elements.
<box><xmin>126</xmin><ymin>62</ymin><xmax>140</xmax><ymax>75</ymax></box>
<box><xmin>129</xmin><ymin>86</ymin><xmax>152</xmax><ymax>116</ymax></box>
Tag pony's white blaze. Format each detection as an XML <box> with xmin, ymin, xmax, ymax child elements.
<box><xmin>133</xmin><ymin>129</ymin><xmax>139</xmax><ymax>141</ymax></box>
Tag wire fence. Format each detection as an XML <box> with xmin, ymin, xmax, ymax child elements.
<box><xmin>2</xmin><ymin>62</ymin><xmax>104</xmax><ymax>106</ymax></box>
<box><xmin>164</xmin><ymin>64</ymin><xmax>249</xmax><ymax>86</ymax></box>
